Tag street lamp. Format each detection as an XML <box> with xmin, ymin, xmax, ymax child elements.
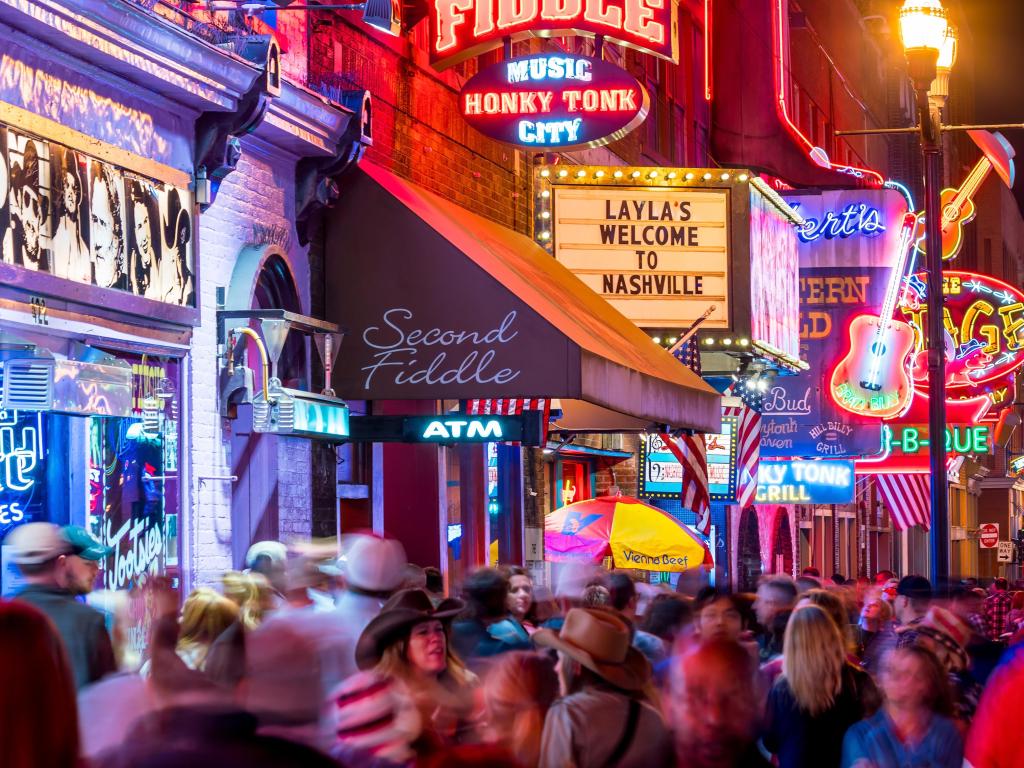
<box><xmin>899</xmin><ymin>0</ymin><xmax>954</xmax><ymax>587</ymax></box>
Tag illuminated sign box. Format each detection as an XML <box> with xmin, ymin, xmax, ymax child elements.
<box><xmin>755</xmin><ymin>460</ymin><xmax>855</xmax><ymax>504</ymax></box>
<box><xmin>292</xmin><ymin>397</ymin><xmax>350</xmax><ymax>440</ymax></box>
<box><xmin>347</xmin><ymin>413</ymin><xmax>543</xmax><ymax>445</ymax></box>
<box><xmin>460</xmin><ymin>53</ymin><xmax>649</xmax><ymax>150</ymax></box>
<box><xmin>639</xmin><ymin>414</ymin><xmax>738</xmax><ymax>501</ymax></box>
<box><xmin>883</xmin><ymin>425</ymin><xmax>990</xmax><ymax>457</ymax></box>
<box><xmin>429</xmin><ymin>0</ymin><xmax>680</xmax><ymax>70</ymax></box>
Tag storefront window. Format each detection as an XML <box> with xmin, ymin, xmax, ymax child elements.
<box><xmin>1</xmin><ymin>345</ymin><xmax>182</xmax><ymax>613</ymax></box>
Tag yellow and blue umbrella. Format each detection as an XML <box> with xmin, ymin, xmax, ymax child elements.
<box><xmin>544</xmin><ymin>495</ymin><xmax>712</xmax><ymax>572</ymax></box>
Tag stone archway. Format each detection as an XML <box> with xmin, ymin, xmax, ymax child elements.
<box><xmin>737</xmin><ymin>506</ymin><xmax>762</xmax><ymax>591</ymax></box>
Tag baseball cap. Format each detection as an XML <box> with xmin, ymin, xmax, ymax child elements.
<box><xmin>4</xmin><ymin>522</ymin><xmax>72</xmax><ymax>565</ymax></box>
<box><xmin>896</xmin><ymin>575</ymin><xmax>932</xmax><ymax>601</ymax></box>
<box><xmin>62</xmin><ymin>526</ymin><xmax>114</xmax><ymax>561</ymax></box>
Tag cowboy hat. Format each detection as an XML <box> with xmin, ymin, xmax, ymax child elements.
<box><xmin>356</xmin><ymin>589</ymin><xmax>466</xmax><ymax>671</ymax></box>
<box><xmin>915</xmin><ymin>606</ymin><xmax>971</xmax><ymax>670</ymax></box>
<box><xmin>534</xmin><ymin>608</ymin><xmax>651</xmax><ymax>691</ymax></box>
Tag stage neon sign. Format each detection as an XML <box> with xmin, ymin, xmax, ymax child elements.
<box><xmin>461</xmin><ymin>54</ymin><xmax>648</xmax><ymax>149</ymax></box>
<box><xmin>793</xmin><ymin>202</ymin><xmax>886</xmax><ymax>243</ymax></box>
<box><xmin>899</xmin><ymin>271</ymin><xmax>1024</xmax><ymax>396</ymax></box>
<box><xmin>430</xmin><ymin>0</ymin><xmax>679</xmax><ymax>70</ymax></box>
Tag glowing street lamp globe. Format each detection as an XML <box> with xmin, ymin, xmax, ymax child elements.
<box><xmin>899</xmin><ymin>0</ymin><xmax>950</xmax><ymax>92</ymax></box>
<box><xmin>937</xmin><ymin>23</ymin><xmax>958</xmax><ymax>72</ymax></box>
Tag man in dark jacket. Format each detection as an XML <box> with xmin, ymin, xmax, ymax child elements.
<box><xmin>6</xmin><ymin>522</ymin><xmax>116</xmax><ymax>688</ymax></box>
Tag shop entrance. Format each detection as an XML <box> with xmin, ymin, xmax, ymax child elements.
<box><xmin>737</xmin><ymin>506</ymin><xmax>762</xmax><ymax>591</ymax></box>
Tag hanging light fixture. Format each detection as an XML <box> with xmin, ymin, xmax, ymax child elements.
<box><xmin>898</xmin><ymin>0</ymin><xmax>949</xmax><ymax>92</ymax></box>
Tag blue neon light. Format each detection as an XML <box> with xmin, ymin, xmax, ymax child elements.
<box><xmin>793</xmin><ymin>202</ymin><xmax>887</xmax><ymax>243</ymax></box>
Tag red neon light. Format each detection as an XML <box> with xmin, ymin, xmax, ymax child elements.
<box><xmin>703</xmin><ymin>0</ymin><xmax>712</xmax><ymax>101</ymax></box>
<box><xmin>429</xmin><ymin>0</ymin><xmax>678</xmax><ymax>70</ymax></box>
<box><xmin>770</xmin><ymin>0</ymin><xmax>884</xmax><ymax>186</ymax></box>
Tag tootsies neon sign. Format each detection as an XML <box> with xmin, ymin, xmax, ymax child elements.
<box><xmin>430</xmin><ymin>0</ymin><xmax>678</xmax><ymax>69</ymax></box>
<box><xmin>792</xmin><ymin>202</ymin><xmax>886</xmax><ymax>243</ymax></box>
<box><xmin>461</xmin><ymin>54</ymin><xmax>648</xmax><ymax>148</ymax></box>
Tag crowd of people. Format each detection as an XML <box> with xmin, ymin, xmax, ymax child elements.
<box><xmin>3</xmin><ymin>521</ymin><xmax>1024</xmax><ymax>768</ymax></box>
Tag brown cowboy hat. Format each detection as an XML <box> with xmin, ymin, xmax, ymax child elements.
<box><xmin>534</xmin><ymin>608</ymin><xmax>651</xmax><ymax>691</ymax></box>
<box><xmin>356</xmin><ymin>588</ymin><xmax>465</xmax><ymax>671</ymax></box>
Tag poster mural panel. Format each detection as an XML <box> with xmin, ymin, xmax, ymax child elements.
<box><xmin>0</xmin><ymin>123</ymin><xmax>195</xmax><ymax>307</ymax></box>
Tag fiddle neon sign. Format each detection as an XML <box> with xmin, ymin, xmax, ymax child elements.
<box><xmin>461</xmin><ymin>54</ymin><xmax>648</xmax><ymax>148</ymax></box>
<box><xmin>793</xmin><ymin>202</ymin><xmax>886</xmax><ymax>243</ymax></box>
<box><xmin>430</xmin><ymin>0</ymin><xmax>678</xmax><ymax>69</ymax></box>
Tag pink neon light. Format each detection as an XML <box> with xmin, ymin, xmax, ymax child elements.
<box><xmin>771</xmin><ymin>0</ymin><xmax>884</xmax><ymax>186</ymax></box>
<box><xmin>704</xmin><ymin>0</ymin><xmax>712</xmax><ymax>101</ymax></box>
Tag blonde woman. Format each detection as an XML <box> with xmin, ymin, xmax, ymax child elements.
<box><xmin>355</xmin><ymin>589</ymin><xmax>478</xmax><ymax>750</ymax></box>
<box><xmin>174</xmin><ymin>588</ymin><xmax>239</xmax><ymax>671</ymax></box>
<box><xmin>482</xmin><ymin>651</ymin><xmax>558</xmax><ymax>766</ymax></box>
<box><xmin>221</xmin><ymin>571</ymin><xmax>274</xmax><ymax>630</ymax></box>
<box><xmin>763</xmin><ymin>604</ymin><xmax>880</xmax><ymax>768</ymax></box>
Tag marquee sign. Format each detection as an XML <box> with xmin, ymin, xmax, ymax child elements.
<box><xmin>550</xmin><ymin>183</ymin><xmax>731</xmax><ymax>329</ymax></box>
<box><xmin>430</xmin><ymin>0</ymin><xmax>679</xmax><ymax>70</ymax></box>
<box><xmin>460</xmin><ymin>54</ymin><xmax>648</xmax><ymax>149</ymax></box>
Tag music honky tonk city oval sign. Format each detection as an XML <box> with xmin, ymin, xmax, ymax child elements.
<box><xmin>460</xmin><ymin>53</ymin><xmax>649</xmax><ymax>149</ymax></box>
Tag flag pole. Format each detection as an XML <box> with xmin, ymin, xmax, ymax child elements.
<box><xmin>667</xmin><ymin>304</ymin><xmax>717</xmax><ymax>357</ymax></box>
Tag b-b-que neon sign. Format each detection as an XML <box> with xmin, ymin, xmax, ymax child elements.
<box><xmin>460</xmin><ymin>54</ymin><xmax>649</xmax><ymax>149</ymax></box>
<box><xmin>430</xmin><ymin>0</ymin><xmax>679</xmax><ymax>70</ymax></box>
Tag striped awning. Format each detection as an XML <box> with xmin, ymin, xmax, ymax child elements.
<box><xmin>875</xmin><ymin>474</ymin><xmax>931</xmax><ymax>532</ymax></box>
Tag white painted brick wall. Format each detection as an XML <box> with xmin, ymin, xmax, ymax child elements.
<box><xmin>190</xmin><ymin>136</ymin><xmax>313</xmax><ymax>589</ymax></box>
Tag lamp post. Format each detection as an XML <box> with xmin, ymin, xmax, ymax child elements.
<box><xmin>899</xmin><ymin>0</ymin><xmax>957</xmax><ymax>587</ymax></box>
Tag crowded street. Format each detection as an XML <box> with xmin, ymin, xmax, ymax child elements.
<box><xmin>2</xmin><ymin>0</ymin><xmax>1024</xmax><ymax>766</ymax></box>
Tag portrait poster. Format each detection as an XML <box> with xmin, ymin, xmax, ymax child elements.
<box><xmin>2</xmin><ymin>130</ymin><xmax>52</xmax><ymax>273</ymax></box>
<box><xmin>1</xmin><ymin>120</ymin><xmax>195</xmax><ymax>309</ymax></box>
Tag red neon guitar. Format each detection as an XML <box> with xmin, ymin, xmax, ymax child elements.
<box><xmin>829</xmin><ymin>213</ymin><xmax>918</xmax><ymax>419</ymax></box>
<box><xmin>916</xmin><ymin>130</ymin><xmax>1016</xmax><ymax>260</ymax></box>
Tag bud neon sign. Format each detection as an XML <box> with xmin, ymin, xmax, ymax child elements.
<box><xmin>461</xmin><ymin>54</ymin><xmax>649</xmax><ymax>149</ymax></box>
<box><xmin>430</xmin><ymin>0</ymin><xmax>679</xmax><ymax>70</ymax></box>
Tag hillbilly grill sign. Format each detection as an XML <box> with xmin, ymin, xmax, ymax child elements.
<box><xmin>551</xmin><ymin>185</ymin><xmax>729</xmax><ymax>328</ymax></box>
<box><xmin>460</xmin><ymin>54</ymin><xmax>648</xmax><ymax>149</ymax></box>
<box><xmin>430</xmin><ymin>0</ymin><xmax>679</xmax><ymax>70</ymax></box>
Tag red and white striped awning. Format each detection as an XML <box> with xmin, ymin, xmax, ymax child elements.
<box><xmin>875</xmin><ymin>473</ymin><xmax>931</xmax><ymax>532</ymax></box>
<box><xmin>465</xmin><ymin>399</ymin><xmax>548</xmax><ymax>416</ymax></box>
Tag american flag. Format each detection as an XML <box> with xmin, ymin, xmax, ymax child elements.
<box><xmin>724</xmin><ymin>383</ymin><xmax>762</xmax><ymax>509</ymax></box>
<box><xmin>874</xmin><ymin>473</ymin><xmax>931</xmax><ymax>531</ymax></box>
<box><xmin>660</xmin><ymin>336</ymin><xmax>711</xmax><ymax>534</ymax></box>
<box><xmin>463</xmin><ymin>398</ymin><xmax>552</xmax><ymax>443</ymax></box>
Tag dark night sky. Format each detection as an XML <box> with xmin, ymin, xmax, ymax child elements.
<box><xmin>961</xmin><ymin>0</ymin><xmax>1024</xmax><ymax>211</ymax></box>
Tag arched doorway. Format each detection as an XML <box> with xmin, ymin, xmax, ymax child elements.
<box><xmin>737</xmin><ymin>506</ymin><xmax>762</xmax><ymax>591</ymax></box>
<box><xmin>229</xmin><ymin>246</ymin><xmax>305</xmax><ymax>567</ymax></box>
<box><xmin>773</xmin><ymin>507</ymin><xmax>794</xmax><ymax>576</ymax></box>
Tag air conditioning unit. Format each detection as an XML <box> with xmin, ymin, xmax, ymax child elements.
<box><xmin>0</xmin><ymin>357</ymin><xmax>55</xmax><ymax>411</ymax></box>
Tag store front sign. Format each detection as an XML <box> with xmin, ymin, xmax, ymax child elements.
<box><xmin>883</xmin><ymin>424</ymin><xmax>991</xmax><ymax>456</ymax></box>
<box><xmin>430</xmin><ymin>0</ymin><xmax>679</xmax><ymax>69</ymax></box>
<box><xmin>639</xmin><ymin>412</ymin><xmax>738</xmax><ymax>500</ymax></box>
<box><xmin>347</xmin><ymin>413</ymin><xmax>543</xmax><ymax>445</ymax></box>
<box><xmin>755</xmin><ymin>460</ymin><xmax>855</xmax><ymax>504</ymax></box>
<box><xmin>460</xmin><ymin>54</ymin><xmax>648</xmax><ymax>150</ymax></box>
<box><xmin>0</xmin><ymin>410</ymin><xmax>44</xmax><ymax>541</ymax></box>
<box><xmin>1009</xmin><ymin>454</ymin><xmax>1024</xmax><ymax>476</ymax></box>
<box><xmin>791</xmin><ymin>201</ymin><xmax>886</xmax><ymax>243</ymax></box>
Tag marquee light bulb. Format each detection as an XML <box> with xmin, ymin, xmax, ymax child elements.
<box><xmin>595</xmin><ymin>170</ymin><xmax>606</xmax><ymax>178</ymax></box>
<box><xmin>539</xmin><ymin>231</ymin><xmax>551</xmax><ymax>239</ymax></box>
<box><xmin>541</xmin><ymin>190</ymin><xmax>550</xmax><ymax>198</ymax></box>
<box><xmin>540</xmin><ymin>169</ymin><xmax>551</xmax><ymax>177</ymax></box>
<box><xmin>738</xmin><ymin>173</ymin><xmax>749</xmax><ymax>182</ymax></box>
<box><xmin>720</xmin><ymin>172</ymin><xmax>730</xmax><ymax>181</ymax></box>
<box><xmin>541</xmin><ymin>211</ymin><xmax>550</xmax><ymax>219</ymax></box>
<box><xmin>668</xmin><ymin>337</ymin><xmax>677</xmax><ymax>344</ymax></box>
<box><xmin>631</xmin><ymin>170</ymin><xmax>641</xmax><ymax>178</ymax></box>
<box><xmin>558</xmin><ymin>169</ymin><xmax>569</xmax><ymax>178</ymax></box>
<box><xmin>703</xmin><ymin>172</ymin><xmax>713</xmax><ymax>181</ymax></box>
<box><xmin>685</xmin><ymin>172</ymin><xmax>695</xmax><ymax>180</ymax></box>
<box><xmin>722</xmin><ymin>337</ymin><xmax>732</xmax><ymax>345</ymax></box>
<box><xmin>667</xmin><ymin>171</ymin><xmax>677</xmax><ymax>179</ymax></box>
<box><xmin>576</xmin><ymin>170</ymin><xmax>586</xmax><ymax>178</ymax></box>
<box><xmin>652</xmin><ymin>336</ymin><xmax>662</xmax><ymax>344</ymax></box>
<box><xmin>613</xmin><ymin>170</ymin><xmax>624</xmax><ymax>178</ymax></box>
<box><xmin>648</xmin><ymin>171</ymin><xmax>659</xmax><ymax>179</ymax></box>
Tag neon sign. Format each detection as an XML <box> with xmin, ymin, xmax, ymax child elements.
<box><xmin>460</xmin><ymin>54</ymin><xmax>648</xmax><ymax>149</ymax></box>
<box><xmin>883</xmin><ymin>425</ymin><xmax>991</xmax><ymax>456</ymax></box>
<box><xmin>755</xmin><ymin>460</ymin><xmax>855</xmax><ymax>504</ymax></box>
<box><xmin>899</xmin><ymin>271</ymin><xmax>1024</xmax><ymax>399</ymax></box>
<box><xmin>792</xmin><ymin>202</ymin><xmax>886</xmax><ymax>243</ymax></box>
<box><xmin>0</xmin><ymin>410</ymin><xmax>45</xmax><ymax>536</ymax></box>
<box><xmin>420</xmin><ymin>418</ymin><xmax>503</xmax><ymax>440</ymax></box>
<box><xmin>430</xmin><ymin>0</ymin><xmax>678</xmax><ymax>70</ymax></box>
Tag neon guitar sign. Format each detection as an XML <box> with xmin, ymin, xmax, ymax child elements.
<box><xmin>829</xmin><ymin>212</ymin><xmax>918</xmax><ymax>418</ymax></box>
<box><xmin>916</xmin><ymin>130</ymin><xmax>1016</xmax><ymax>261</ymax></box>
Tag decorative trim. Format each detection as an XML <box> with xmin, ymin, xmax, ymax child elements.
<box><xmin>0</xmin><ymin>101</ymin><xmax>190</xmax><ymax>188</ymax></box>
